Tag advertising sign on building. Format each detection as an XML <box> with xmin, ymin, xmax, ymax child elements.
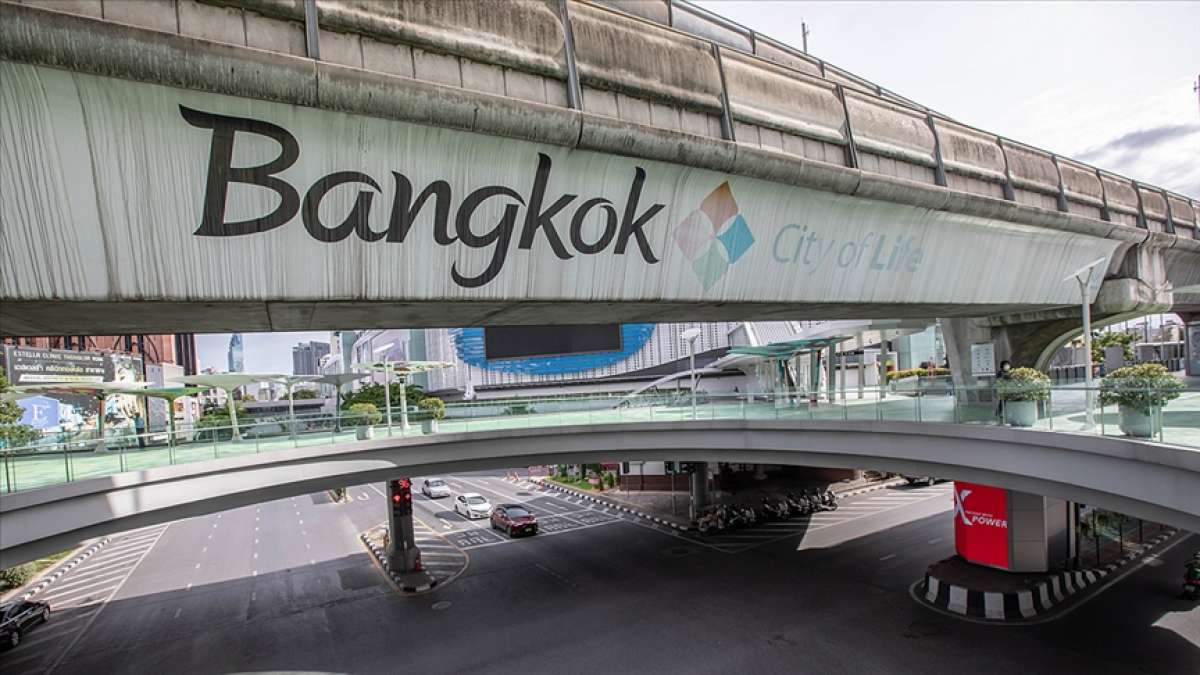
<box><xmin>2</xmin><ymin>345</ymin><xmax>106</xmax><ymax>384</ymax></box>
<box><xmin>953</xmin><ymin>481</ymin><xmax>1010</xmax><ymax>569</ymax></box>
<box><xmin>1</xmin><ymin>345</ymin><xmax>145</xmax><ymax>436</ymax></box>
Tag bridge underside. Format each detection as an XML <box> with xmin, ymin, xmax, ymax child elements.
<box><xmin>3</xmin><ymin>421</ymin><xmax>1196</xmax><ymax>567</ymax></box>
<box><xmin>0</xmin><ymin>300</ymin><xmax>1055</xmax><ymax>336</ymax></box>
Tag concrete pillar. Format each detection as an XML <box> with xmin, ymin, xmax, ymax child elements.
<box><xmin>1185</xmin><ymin>317</ymin><xmax>1200</xmax><ymax>376</ymax></box>
<box><xmin>856</xmin><ymin>332</ymin><xmax>865</xmax><ymax>399</ymax></box>
<box><xmin>838</xmin><ymin>351</ymin><xmax>847</xmax><ymax>402</ymax></box>
<box><xmin>825</xmin><ymin>344</ymin><xmax>836</xmax><ymax>402</ymax></box>
<box><xmin>809</xmin><ymin>351</ymin><xmax>820</xmax><ymax>403</ymax></box>
<box><xmin>689</xmin><ymin>462</ymin><xmax>709</xmax><ymax>520</ymax></box>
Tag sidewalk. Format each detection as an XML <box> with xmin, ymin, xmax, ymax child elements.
<box><xmin>919</xmin><ymin>527</ymin><xmax>1181</xmax><ymax>622</ymax></box>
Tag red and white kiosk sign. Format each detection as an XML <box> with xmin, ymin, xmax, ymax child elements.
<box><xmin>953</xmin><ymin>481</ymin><xmax>1009</xmax><ymax>569</ymax></box>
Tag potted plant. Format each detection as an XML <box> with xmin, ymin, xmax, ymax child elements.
<box><xmin>346</xmin><ymin>403</ymin><xmax>382</xmax><ymax>440</ymax></box>
<box><xmin>1099</xmin><ymin>364</ymin><xmax>1183</xmax><ymax>438</ymax></box>
<box><xmin>418</xmin><ymin>397</ymin><xmax>446</xmax><ymax>433</ymax></box>
<box><xmin>996</xmin><ymin>367</ymin><xmax>1050</xmax><ymax>427</ymax></box>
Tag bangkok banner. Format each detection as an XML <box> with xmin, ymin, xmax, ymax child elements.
<box><xmin>953</xmin><ymin>481</ymin><xmax>1010</xmax><ymax>569</ymax></box>
<box><xmin>0</xmin><ymin>62</ymin><xmax>1119</xmax><ymax>311</ymax></box>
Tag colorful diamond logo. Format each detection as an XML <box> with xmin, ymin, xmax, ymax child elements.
<box><xmin>673</xmin><ymin>182</ymin><xmax>754</xmax><ymax>290</ymax></box>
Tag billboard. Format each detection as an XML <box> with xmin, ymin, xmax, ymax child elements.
<box><xmin>3</xmin><ymin>346</ymin><xmax>106</xmax><ymax>384</ymax></box>
<box><xmin>953</xmin><ymin>481</ymin><xmax>1010</xmax><ymax>569</ymax></box>
<box><xmin>1</xmin><ymin>345</ymin><xmax>144</xmax><ymax>436</ymax></box>
<box><xmin>1</xmin><ymin>62</ymin><xmax>1121</xmax><ymax>315</ymax></box>
<box><xmin>483</xmin><ymin>325</ymin><xmax>622</xmax><ymax>360</ymax></box>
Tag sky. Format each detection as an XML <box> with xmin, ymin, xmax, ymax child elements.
<box><xmin>194</xmin><ymin>2</ymin><xmax>1197</xmax><ymax>373</ymax></box>
<box><xmin>195</xmin><ymin>332</ymin><xmax>330</xmax><ymax>375</ymax></box>
<box><xmin>697</xmin><ymin>1</ymin><xmax>1199</xmax><ymax>195</ymax></box>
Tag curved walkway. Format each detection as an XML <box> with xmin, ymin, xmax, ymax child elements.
<box><xmin>2</xmin><ymin>418</ymin><xmax>1198</xmax><ymax>567</ymax></box>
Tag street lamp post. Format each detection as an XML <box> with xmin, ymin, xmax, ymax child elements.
<box><xmin>681</xmin><ymin>328</ymin><xmax>701</xmax><ymax>420</ymax></box>
<box><xmin>1064</xmin><ymin>257</ymin><xmax>1107</xmax><ymax>430</ymax></box>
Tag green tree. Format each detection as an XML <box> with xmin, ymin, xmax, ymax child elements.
<box><xmin>195</xmin><ymin>404</ymin><xmax>248</xmax><ymax>441</ymax></box>
<box><xmin>292</xmin><ymin>388</ymin><xmax>319</xmax><ymax>400</ymax></box>
<box><xmin>0</xmin><ymin>374</ymin><xmax>38</xmax><ymax>449</ymax></box>
<box><xmin>342</xmin><ymin>383</ymin><xmax>425</xmax><ymax>411</ymax></box>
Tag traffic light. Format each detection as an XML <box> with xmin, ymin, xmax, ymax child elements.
<box><xmin>389</xmin><ymin>477</ymin><xmax>413</xmax><ymax>517</ymax></box>
<box><xmin>664</xmin><ymin>461</ymin><xmax>676</xmax><ymax>474</ymax></box>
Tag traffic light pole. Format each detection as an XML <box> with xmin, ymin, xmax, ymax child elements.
<box><xmin>386</xmin><ymin>478</ymin><xmax>432</xmax><ymax>589</ymax></box>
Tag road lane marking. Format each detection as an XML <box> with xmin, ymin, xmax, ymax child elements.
<box><xmin>173</xmin><ymin>608</ymin><xmax>181</xmax><ymax>619</ymax></box>
<box><xmin>928</xmin><ymin>538</ymin><xmax>943</xmax><ymax>544</ymax></box>
<box><xmin>879</xmin><ymin>554</ymin><xmax>897</xmax><ymax>561</ymax></box>
<box><xmin>40</xmin><ymin>568</ymin><xmax>131</xmax><ymax>596</ymax></box>
<box><xmin>44</xmin><ymin>524</ymin><xmax>170</xmax><ymax>674</ymax></box>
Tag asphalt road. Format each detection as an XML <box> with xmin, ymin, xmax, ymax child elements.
<box><xmin>6</xmin><ymin>472</ymin><xmax>1197</xmax><ymax>675</ymax></box>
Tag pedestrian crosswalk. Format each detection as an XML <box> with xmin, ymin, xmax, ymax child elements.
<box><xmin>2</xmin><ymin>524</ymin><xmax>169</xmax><ymax>675</ymax></box>
<box><xmin>683</xmin><ymin>483</ymin><xmax>955</xmax><ymax>553</ymax></box>
<box><xmin>411</xmin><ymin>519</ymin><xmax>467</xmax><ymax>583</ymax></box>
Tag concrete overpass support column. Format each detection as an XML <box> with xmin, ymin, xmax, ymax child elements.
<box><xmin>839</xmin><ymin>351</ymin><xmax>847</xmax><ymax>402</ymax></box>
<box><xmin>856</xmin><ymin>333</ymin><xmax>865</xmax><ymax>399</ymax></box>
<box><xmin>941</xmin><ymin>318</ymin><xmax>1008</xmax><ymax>389</ymax></box>
<box><xmin>689</xmin><ymin>462</ymin><xmax>710</xmax><ymax>521</ymax></box>
<box><xmin>1183</xmin><ymin>314</ymin><xmax>1200</xmax><ymax>376</ymax></box>
<box><xmin>826</xmin><ymin>345</ymin><xmax>836</xmax><ymax>403</ymax></box>
<box><xmin>809</xmin><ymin>351</ymin><xmax>821</xmax><ymax>404</ymax></box>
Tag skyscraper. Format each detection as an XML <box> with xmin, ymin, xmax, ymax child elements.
<box><xmin>292</xmin><ymin>341</ymin><xmax>330</xmax><ymax>376</ymax></box>
<box><xmin>227</xmin><ymin>334</ymin><xmax>244</xmax><ymax>373</ymax></box>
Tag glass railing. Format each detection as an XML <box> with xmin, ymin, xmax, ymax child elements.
<box><xmin>2</xmin><ymin>384</ymin><xmax>1197</xmax><ymax>494</ymax></box>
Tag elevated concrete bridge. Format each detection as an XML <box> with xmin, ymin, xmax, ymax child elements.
<box><xmin>0</xmin><ymin>0</ymin><xmax>1196</xmax><ymax>347</ymax></box>
<box><xmin>2</xmin><ymin>418</ymin><xmax>1198</xmax><ymax>567</ymax></box>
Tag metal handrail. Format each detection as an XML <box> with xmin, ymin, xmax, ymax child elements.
<box><xmin>2</xmin><ymin>384</ymin><xmax>1196</xmax><ymax>494</ymax></box>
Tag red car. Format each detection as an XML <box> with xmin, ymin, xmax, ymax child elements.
<box><xmin>490</xmin><ymin>504</ymin><xmax>538</xmax><ymax>537</ymax></box>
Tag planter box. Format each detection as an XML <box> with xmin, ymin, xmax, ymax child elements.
<box><xmin>1006</xmin><ymin>400</ymin><xmax>1038</xmax><ymax>427</ymax></box>
<box><xmin>421</xmin><ymin>418</ymin><xmax>439</xmax><ymax>434</ymax></box>
<box><xmin>356</xmin><ymin>426</ymin><xmax>374</xmax><ymax>441</ymax></box>
<box><xmin>1118</xmin><ymin>405</ymin><xmax>1159</xmax><ymax>438</ymax></box>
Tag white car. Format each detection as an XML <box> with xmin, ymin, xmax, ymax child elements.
<box><xmin>454</xmin><ymin>493</ymin><xmax>492</xmax><ymax>519</ymax></box>
<box><xmin>421</xmin><ymin>478</ymin><xmax>451</xmax><ymax>499</ymax></box>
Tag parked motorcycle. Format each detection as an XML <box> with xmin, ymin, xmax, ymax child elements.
<box><xmin>696</xmin><ymin>508</ymin><xmax>723</xmax><ymax>534</ymax></box>
<box><xmin>785</xmin><ymin>491</ymin><xmax>810</xmax><ymax>516</ymax></box>
<box><xmin>1184</xmin><ymin>555</ymin><xmax>1200</xmax><ymax>600</ymax></box>
<box><xmin>761</xmin><ymin>497</ymin><xmax>787</xmax><ymax>521</ymax></box>
<box><xmin>821</xmin><ymin>490</ymin><xmax>839</xmax><ymax>511</ymax></box>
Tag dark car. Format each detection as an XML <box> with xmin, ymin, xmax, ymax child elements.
<box><xmin>0</xmin><ymin>599</ymin><xmax>50</xmax><ymax>650</ymax></box>
<box><xmin>490</xmin><ymin>504</ymin><xmax>538</xmax><ymax>537</ymax></box>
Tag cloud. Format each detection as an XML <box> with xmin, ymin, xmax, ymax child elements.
<box><xmin>1077</xmin><ymin>123</ymin><xmax>1200</xmax><ymax>163</ymax></box>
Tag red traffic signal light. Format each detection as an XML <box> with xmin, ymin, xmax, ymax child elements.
<box><xmin>396</xmin><ymin>478</ymin><xmax>411</xmax><ymax>490</ymax></box>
